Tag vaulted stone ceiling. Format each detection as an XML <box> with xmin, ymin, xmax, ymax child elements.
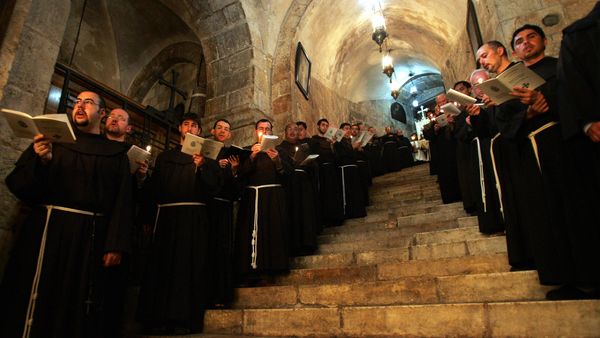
<box><xmin>295</xmin><ymin>0</ymin><xmax>467</xmax><ymax>102</ymax></box>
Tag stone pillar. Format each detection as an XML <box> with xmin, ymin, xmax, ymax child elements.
<box><xmin>0</xmin><ymin>0</ymin><xmax>71</xmax><ymax>278</ymax></box>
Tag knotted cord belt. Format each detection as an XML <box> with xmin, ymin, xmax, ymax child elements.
<box><xmin>339</xmin><ymin>164</ymin><xmax>357</xmax><ymax>214</ymax></box>
<box><xmin>490</xmin><ymin>133</ymin><xmax>505</xmax><ymax>220</ymax></box>
<box><xmin>528</xmin><ymin>121</ymin><xmax>559</xmax><ymax>172</ymax></box>
<box><xmin>213</xmin><ymin>197</ymin><xmax>232</xmax><ymax>203</ymax></box>
<box><xmin>153</xmin><ymin>202</ymin><xmax>206</xmax><ymax>236</ymax></box>
<box><xmin>473</xmin><ymin>137</ymin><xmax>487</xmax><ymax>213</ymax></box>
<box><xmin>23</xmin><ymin>205</ymin><xmax>104</xmax><ymax>338</ymax></box>
<box><xmin>246</xmin><ymin>184</ymin><xmax>282</xmax><ymax>269</ymax></box>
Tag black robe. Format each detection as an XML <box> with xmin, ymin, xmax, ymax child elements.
<box><xmin>424</xmin><ymin>122</ymin><xmax>462</xmax><ymax>204</ymax></box>
<box><xmin>396</xmin><ymin>135</ymin><xmax>414</xmax><ymax>169</ymax></box>
<box><xmin>496</xmin><ymin>57</ymin><xmax>573</xmax><ymax>285</ymax></box>
<box><xmin>235</xmin><ymin>146</ymin><xmax>292</xmax><ymax>277</ymax></box>
<box><xmin>277</xmin><ymin>140</ymin><xmax>319</xmax><ymax>256</ymax></box>
<box><xmin>556</xmin><ymin>2</ymin><xmax>600</xmax><ymax>286</ymax></box>
<box><xmin>207</xmin><ymin>146</ymin><xmax>241</xmax><ymax>306</ymax></box>
<box><xmin>380</xmin><ymin>133</ymin><xmax>402</xmax><ymax>172</ymax></box>
<box><xmin>334</xmin><ymin>138</ymin><xmax>367</xmax><ymax>219</ymax></box>
<box><xmin>469</xmin><ymin>108</ymin><xmax>505</xmax><ymax>234</ymax></box>
<box><xmin>453</xmin><ymin>110</ymin><xmax>478</xmax><ymax>213</ymax></box>
<box><xmin>364</xmin><ymin>137</ymin><xmax>385</xmax><ymax>177</ymax></box>
<box><xmin>309</xmin><ymin>135</ymin><xmax>344</xmax><ymax>226</ymax></box>
<box><xmin>423</xmin><ymin>121</ymin><xmax>440</xmax><ymax>175</ymax></box>
<box><xmin>0</xmin><ymin>132</ymin><xmax>133</xmax><ymax>338</ymax></box>
<box><xmin>137</xmin><ymin>146</ymin><xmax>221</xmax><ymax>331</ymax></box>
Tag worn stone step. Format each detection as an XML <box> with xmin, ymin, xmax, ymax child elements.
<box><xmin>370</xmin><ymin>187</ymin><xmax>440</xmax><ymax>203</ymax></box>
<box><xmin>275</xmin><ymin>265</ymin><xmax>378</xmax><ymax>286</ymax></box>
<box><xmin>409</xmin><ymin>235</ymin><xmax>507</xmax><ymax>261</ymax></box>
<box><xmin>322</xmin><ymin>218</ymin><xmax>457</xmax><ymax>238</ymax></box>
<box><xmin>317</xmin><ymin>233</ymin><xmax>412</xmax><ymax>254</ymax></box>
<box><xmin>396</xmin><ymin>207</ymin><xmax>467</xmax><ymax>227</ymax></box>
<box><xmin>370</xmin><ymin>181</ymin><xmax>439</xmax><ymax>197</ymax></box>
<box><xmin>205</xmin><ymin>300</ymin><xmax>600</xmax><ymax>337</ymax></box>
<box><xmin>458</xmin><ymin>215</ymin><xmax>479</xmax><ymax>228</ymax></box>
<box><xmin>412</xmin><ymin>226</ymin><xmax>488</xmax><ymax>245</ymax></box>
<box><xmin>231</xmin><ymin>271</ymin><xmax>549</xmax><ymax>309</ymax></box>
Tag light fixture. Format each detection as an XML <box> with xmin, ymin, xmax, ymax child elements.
<box><xmin>390</xmin><ymin>80</ymin><xmax>400</xmax><ymax>100</ymax></box>
<box><xmin>410</xmin><ymin>86</ymin><xmax>418</xmax><ymax>95</ymax></box>
<box><xmin>412</xmin><ymin>99</ymin><xmax>419</xmax><ymax>107</ymax></box>
<box><xmin>371</xmin><ymin>14</ymin><xmax>388</xmax><ymax>52</ymax></box>
<box><xmin>382</xmin><ymin>52</ymin><xmax>394</xmax><ymax>82</ymax></box>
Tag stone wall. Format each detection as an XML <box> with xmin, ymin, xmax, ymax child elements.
<box><xmin>142</xmin><ymin>63</ymin><xmax>198</xmax><ymax>113</ymax></box>
<box><xmin>475</xmin><ymin>0</ymin><xmax>598</xmax><ymax>58</ymax></box>
<box><xmin>352</xmin><ymin>100</ymin><xmax>417</xmax><ymax>137</ymax></box>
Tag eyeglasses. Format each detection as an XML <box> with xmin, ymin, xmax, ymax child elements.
<box><xmin>107</xmin><ymin>115</ymin><xmax>127</xmax><ymax>122</ymax></box>
<box><xmin>74</xmin><ymin>98</ymin><xmax>99</xmax><ymax>106</ymax></box>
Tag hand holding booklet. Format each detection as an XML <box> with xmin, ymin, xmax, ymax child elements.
<box><xmin>1</xmin><ymin>108</ymin><xmax>76</xmax><ymax>143</ymax></box>
<box><xmin>181</xmin><ymin>133</ymin><xmax>224</xmax><ymax>160</ymax></box>
<box><xmin>446</xmin><ymin>89</ymin><xmax>477</xmax><ymax>105</ymax></box>
<box><xmin>474</xmin><ymin>62</ymin><xmax>545</xmax><ymax>105</ymax></box>
<box><xmin>260</xmin><ymin>134</ymin><xmax>279</xmax><ymax>151</ymax></box>
<box><xmin>440</xmin><ymin>102</ymin><xmax>462</xmax><ymax>116</ymax></box>
<box><xmin>127</xmin><ymin>145</ymin><xmax>152</xmax><ymax>174</ymax></box>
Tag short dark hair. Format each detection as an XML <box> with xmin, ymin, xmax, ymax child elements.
<box><xmin>296</xmin><ymin>121</ymin><xmax>307</xmax><ymax>129</ymax></box>
<box><xmin>351</xmin><ymin>124</ymin><xmax>359</xmax><ymax>128</ymax></box>
<box><xmin>213</xmin><ymin>118</ymin><xmax>231</xmax><ymax>130</ymax></box>
<box><xmin>484</xmin><ymin>40</ymin><xmax>508</xmax><ymax>56</ymax></box>
<box><xmin>453</xmin><ymin>81</ymin><xmax>472</xmax><ymax>90</ymax></box>
<box><xmin>255</xmin><ymin>118</ymin><xmax>272</xmax><ymax>130</ymax></box>
<box><xmin>180</xmin><ymin>112</ymin><xmax>201</xmax><ymax>127</ymax></box>
<box><xmin>511</xmin><ymin>24</ymin><xmax>545</xmax><ymax>50</ymax></box>
<box><xmin>317</xmin><ymin>118</ymin><xmax>329</xmax><ymax>126</ymax></box>
<box><xmin>97</xmin><ymin>95</ymin><xmax>107</xmax><ymax>110</ymax></box>
<box><xmin>339</xmin><ymin>122</ymin><xmax>351</xmax><ymax>129</ymax></box>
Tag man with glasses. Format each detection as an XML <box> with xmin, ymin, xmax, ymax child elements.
<box><xmin>0</xmin><ymin>91</ymin><xmax>134</xmax><ymax>338</ymax></box>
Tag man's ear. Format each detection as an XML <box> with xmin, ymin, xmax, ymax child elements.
<box><xmin>125</xmin><ymin>125</ymin><xmax>132</xmax><ymax>134</ymax></box>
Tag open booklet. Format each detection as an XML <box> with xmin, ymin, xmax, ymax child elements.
<box><xmin>446</xmin><ymin>89</ymin><xmax>477</xmax><ymax>105</ymax></box>
<box><xmin>360</xmin><ymin>131</ymin><xmax>374</xmax><ymax>147</ymax></box>
<box><xmin>1</xmin><ymin>108</ymin><xmax>76</xmax><ymax>143</ymax></box>
<box><xmin>474</xmin><ymin>62</ymin><xmax>545</xmax><ymax>105</ymax></box>
<box><xmin>127</xmin><ymin>145</ymin><xmax>152</xmax><ymax>174</ymax></box>
<box><xmin>323</xmin><ymin>127</ymin><xmax>345</xmax><ymax>142</ymax></box>
<box><xmin>223</xmin><ymin>144</ymin><xmax>252</xmax><ymax>163</ymax></box>
<box><xmin>260</xmin><ymin>134</ymin><xmax>279</xmax><ymax>151</ymax></box>
<box><xmin>440</xmin><ymin>102</ymin><xmax>462</xmax><ymax>116</ymax></box>
<box><xmin>435</xmin><ymin>114</ymin><xmax>449</xmax><ymax>127</ymax></box>
<box><xmin>181</xmin><ymin>133</ymin><xmax>224</xmax><ymax>160</ymax></box>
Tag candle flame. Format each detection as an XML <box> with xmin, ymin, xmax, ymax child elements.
<box><xmin>146</xmin><ymin>145</ymin><xmax>152</xmax><ymax>152</ymax></box>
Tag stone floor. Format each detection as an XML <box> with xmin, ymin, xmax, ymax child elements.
<box><xmin>143</xmin><ymin>163</ymin><xmax>600</xmax><ymax>337</ymax></box>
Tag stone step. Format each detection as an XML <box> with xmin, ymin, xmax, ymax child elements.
<box><xmin>204</xmin><ymin>301</ymin><xmax>600</xmax><ymax>337</ymax></box>
<box><xmin>458</xmin><ymin>215</ymin><xmax>479</xmax><ymax>228</ymax></box>
<box><xmin>370</xmin><ymin>181</ymin><xmax>439</xmax><ymax>196</ymax></box>
<box><xmin>321</xmin><ymin>218</ymin><xmax>457</xmax><ymax>238</ymax></box>
<box><xmin>231</xmin><ymin>271</ymin><xmax>549</xmax><ymax>309</ymax></box>
<box><xmin>370</xmin><ymin>187</ymin><xmax>440</xmax><ymax>203</ymax></box>
<box><xmin>276</xmin><ymin>254</ymin><xmax>509</xmax><ymax>286</ymax></box>
<box><xmin>396</xmin><ymin>207</ymin><xmax>467</xmax><ymax>227</ymax></box>
<box><xmin>317</xmin><ymin>233</ymin><xmax>413</xmax><ymax>254</ymax></box>
<box><xmin>412</xmin><ymin>226</ymin><xmax>487</xmax><ymax>245</ymax></box>
<box><xmin>292</xmin><ymin>236</ymin><xmax>506</xmax><ymax>269</ymax></box>
<box><xmin>365</xmin><ymin>196</ymin><xmax>445</xmax><ymax>213</ymax></box>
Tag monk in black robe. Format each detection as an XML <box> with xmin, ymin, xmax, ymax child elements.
<box><xmin>207</xmin><ymin>119</ymin><xmax>241</xmax><ymax>307</ymax></box>
<box><xmin>0</xmin><ymin>91</ymin><xmax>133</xmax><ymax>338</ymax></box>
<box><xmin>235</xmin><ymin>119</ymin><xmax>292</xmax><ymax>283</ymax></box>
<box><xmin>334</xmin><ymin>123</ymin><xmax>367</xmax><ymax>219</ymax></box>
<box><xmin>137</xmin><ymin>113</ymin><xmax>221</xmax><ymax>334</ymax></box>
<box><xmin>277</xmin><ymin>123</ymin><xmax>318</xmax><ymax>256</ymax></box>
<box><xmin>309</xmin><ymin>119</ymin><xmax>345</xmax><ymax>226</ymax></box>
<box><xmin>556</xmin><ymin>4</ymin><xmax>600</xmax><ymax>298</ymax></box>
<box><xmin>380</xmin><ymin>126</ymin><xmax>402</xmax><ymax>172</ymax></box>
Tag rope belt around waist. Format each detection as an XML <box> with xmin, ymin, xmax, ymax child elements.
<box><xmin>295</xmin><ymin>168</ymin><xmax>306</xmax><ymax>173</ymax></box>
<box><xmin>213</xmin><ymin>197</ymin><xmax>232</xmax><ymax>203</ymax></box>
<box><xmin>153</xmin><ymin>202</ymin><xmax>206</xmax><ymax>236</ymax></box>
<box><xmin>339</xmin><ymin>165</ymin><xmax>357</xmax><ymax>214</ymax></box>
<box><xmin>246</xmin><ymin>184</ymin><xmax>282</xmax><ymax>269</ymax></box>
<box><xmin>473</xmin><ymin>137</ymin><xmax>487</xmax><ymax>213</ymax></box>
<box><xmin>490</xmin><ymin>133</ymin><xmax>504</xmax><ymax>220</ymax></box>
<box><xmin>24</xmin><ymin>205</ymin><xmax>104</xmax><ymax>338</ymax></box>
<box><xmin>528</xmin><ymin>121</ymin><xmax>559</xmax><ymax>173</ymax></box>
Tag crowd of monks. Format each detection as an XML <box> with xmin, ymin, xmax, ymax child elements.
<box><xmin>422</xmin><ymin>12</ymin><xmax>599</xmax><ymax>309</ymax></box>
<box><xmin>1</xmin><ymin>5</ymin><xmax>598</xmax><ymax>337</ymax></box>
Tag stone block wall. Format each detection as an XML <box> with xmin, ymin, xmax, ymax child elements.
<box><xmin>142</xmin><ymin>63</ymin><xmax>198</xmax><ymax>113</ymax></box>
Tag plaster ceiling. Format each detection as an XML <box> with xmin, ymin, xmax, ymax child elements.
<box><xmin>296</xmin><ymin>0</ymin><xmax>467</xmax><ymax>102</ymax></box>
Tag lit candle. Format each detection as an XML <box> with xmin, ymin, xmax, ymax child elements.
<box><xmin>146</xmin><ymin>145</ymin><xmax>152</xmax><ymax>153</ymax></box>
<box><xmin>295</xmin><ymin>146</ymin><xmax>299</xmax><ymax>152</ymax></box>
<box><xmin>258</xmin><ymin>131</ymin><xmax>263</xmax><ymax>143</ymax></box>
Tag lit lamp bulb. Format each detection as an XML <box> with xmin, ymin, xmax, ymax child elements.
<box><xmin>371</xmin><ymin>13</ymin><xmax>388</xmax><ymax>52</ymax></box>
<box><xmin>371</xmin><ymin>13</ymin><xmax>386</xmax><ymax>31</ymax></box>
<box><xmin>381</xmin><ymin>53</ymin><xmax>394</xmax><ymax>82</ymax></box>
<box><xmin>412</xmin><ymin>99</ymin><xmax>419</xmax><ymax>107</ymax></box>
<box><xmin>390</xmin><ymin>80</ymin><xmax>400</xmax><ymax>100</ymax></box>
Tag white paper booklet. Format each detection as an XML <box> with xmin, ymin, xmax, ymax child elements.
<box><xmin>440</xmin><ymin>102</ymin><xmax>462</xmax><ymax>116</ymax></box>
<box><xmin>127</xmin><ymin>145</ymin><xmax>151</xmax><ymax>174</ymax></box>
<box><xmin>446</xmin><ymin>89</ymin><xmax>477</xmax><ymax>105</ymax></box>
<box><xmin>1</xmin><ymin>108</ymin><xmax>76</xmax><ymax>143</ymax></box>
<box><xmin>474</xmin><ymin>62</ymin><xmax>545</xmax><ymax>105</ymax></box>
<box><xmin>436</xmin><ymin>114</ymin><xmax>449</xmax><ymax>127</ymax></box>
<box><xmin>360</xmin><ymin>132</ymin><xmax>375</xmax><ymax>147</ymax></box>
<box><xmin>260</xmin><ymin>134</ymin><xmax>279</xmax><ymax>151</ymax></box>
<box><xmin>323</xmin><ymin>127</ymin><xmax>337</xmax><ymax>141</ymax></box>
<box><xmin>181</xmin><ymin>133</ymin><xmax>224</xmax><ymax>160</ymax></box>
<box><xmin>300</xmin><ymin>154</ymin><xmax>319</xmax><ymax>166</ymax></box>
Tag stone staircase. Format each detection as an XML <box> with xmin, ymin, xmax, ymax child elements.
<box><xmin>151</xmin><ymin>163</ymin><xmax>600</xmax><ymax>337</ymax></box>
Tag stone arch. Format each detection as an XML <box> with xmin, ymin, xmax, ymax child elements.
<box><xmin>127</xmin><ymin>41</ymin><xmax>204</xmax><ymax>103</ymax></box>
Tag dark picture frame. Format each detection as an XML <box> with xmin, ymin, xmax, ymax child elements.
<box><xmin>295</xmin><ymin>42</ymin><xmax>311</xmax><ymax>100</ymax></box>
<box><xmin>466</xmin><ymin>0</ymin><xmax>483</xmax><ymax>65</ymax></box>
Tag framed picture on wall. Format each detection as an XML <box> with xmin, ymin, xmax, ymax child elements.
<box><xmin>466</xmin><ymin>0</ymin><xmax>483</xmax><ymax>65</ymax></box>
<box><xmin>295</xmin><ymin>42</ymin><xmax>311</xmax><ymax>100</ymax></box>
